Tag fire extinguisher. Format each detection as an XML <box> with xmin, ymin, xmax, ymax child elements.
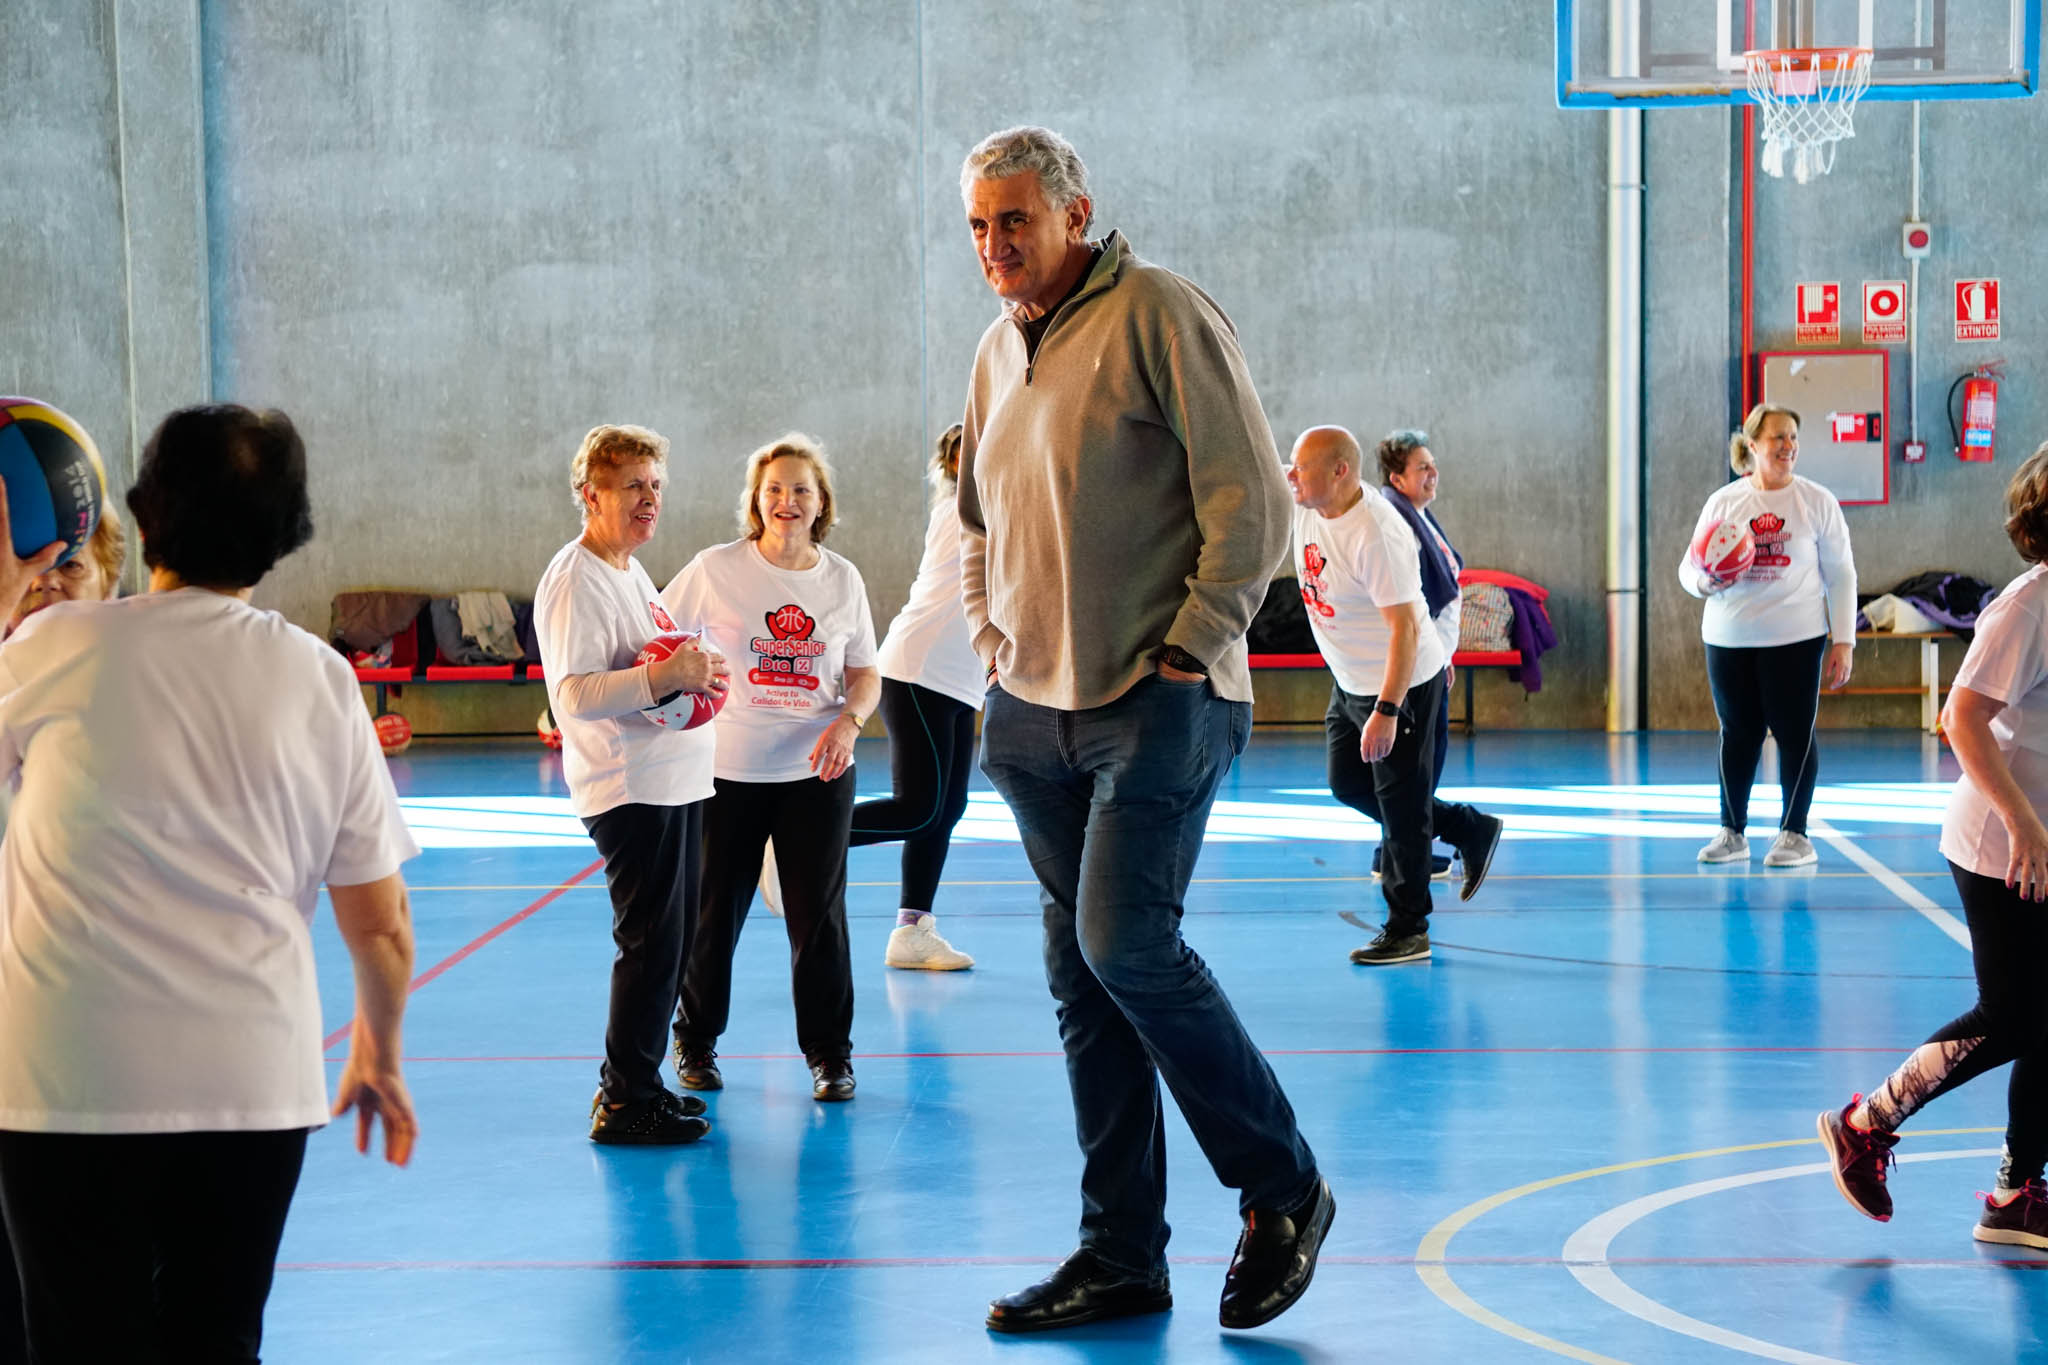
<box><xmin>1948</xmin><ymin>365</ymin><xmax>2000</xmax><ymax>463</ymax></box>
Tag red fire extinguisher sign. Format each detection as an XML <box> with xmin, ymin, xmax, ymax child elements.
<box><xmin>1956</xmin><ymin>279</ymin><xmax>2001</xmax><ymax>342</ymax></box>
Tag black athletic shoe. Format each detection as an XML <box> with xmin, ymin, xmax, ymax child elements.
<box><xmin>1975</xmin><ymin>1181</ymin><xmax>2048</xmax><ymax>1249</ymax></box>
<box><xmin>1349</xmin><ymin>930</ymin><xmax>1430</xmax><ymax>966</ymax></box>
<box><xmin>810</xmin><ymin>1057</ymin><xmax>856</xmax><ymax>1102</ymax></box>
<box><xmin>675</xmin><ymin>1040</ymin><xmax>723</xmax><ymax>1091</ymax></box>
<box><xmin>1456</xmin><ymin>814</ymin><xmax>1505</xmax><ymax>901</ymax></box>
<box><xmin>589</xmin><ymin>1090</ymin><xmax>710</xmax><ymax>1145</ymax></box>
<box><xmin>1817</xmin><ymin>1097</ymin><xmax>1897</xmax><ymax>1221</ymax></box>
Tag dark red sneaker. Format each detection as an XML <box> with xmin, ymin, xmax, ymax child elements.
<box><xmin>1974</xmin><ymin>1180</ymin><xmax>2048</xmax><ymax>1249</ymax></box>
<box><xmin>1817</xmin><ymin>1096</ymin><xmax>1897</xmax><ymax>1221</ymax></box>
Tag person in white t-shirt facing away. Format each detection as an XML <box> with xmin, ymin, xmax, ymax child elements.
<box><xmin>849</xmin><ymin>424</ymin><xmax>978</xmax><ymax>971</ymax></box>
<box><xmin>664</xmin><ymin>434</ymin><xmax>881</xmax><ymax>1103</ymax></box>
<box><xmin>1680</xmin><ymin>404</ymin><xmax>1857</xmax><ymax>868</ymax></box>
<box><xmin>1286</xmin><ymin>426</ymin><xmax>1505</xmax><ymax>967</ymax></box>
<box><xmin>1818</xmin><ymin>441</ymin><xmax>2048</xmax><ymax>1249</ymax></box>
<box><xmin>0</xmin><ymin>404</ymin><xmax>421</xmax><ymax>1363</ymax></box>
<box><xmin>534</xmin><ymin>423</ymin><xmax>729</xmax><ymax>1146</ymax></box>
<box><xmin>1375</xmin><ymin>430</ymin><xmax>1464</xmax><ymax>884</ymax></box>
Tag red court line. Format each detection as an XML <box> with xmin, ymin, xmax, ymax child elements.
<box><xmin>367</xmin><ymin>1044</ymin><xmax>1919</xmax><ymax>1064</ymax></box>
<box><xmin>276</xmin><ymin>1253</ymin><xmax>2048</xmax><ymax>1273</ymax></box>
<box><xmin>322</xmin><ymin>858</ymin><xmax>605</xmax><ymax>1053</ymax></box>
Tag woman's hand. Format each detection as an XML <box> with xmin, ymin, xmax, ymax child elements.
<box><xmin>2007</xmin><ymin>810</ymin><xmax>2048</xmax><ymax>903</ymax></box>
<box><xmin>0</xmin><ymin>475</ymin><xmax>67</xmax><ymax>634</ymax></box>
<box><xmin>651</xmin><ymin>640</ymin><xmax>730</xmax><ymax>698</ymax></box>
<box><xmin>809</xmin><ymin>711</ymin><xmax>861</xmax><ymax>781</ymax></box>
<box><xmin>1698</xmin><ymin>572</ymin><xmax>1736</xmax><ymax>596</ymax></box>
<box><xmin>1823</xmin><ymin>641</ymin><xmax>1854</xmax><ymax>691</ymax></box>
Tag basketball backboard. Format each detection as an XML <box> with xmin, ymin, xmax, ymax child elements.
<box><xmin>1557</xmin><ymin>0</ymin><xmax>2040</xmax><ymax>106</ymax></box>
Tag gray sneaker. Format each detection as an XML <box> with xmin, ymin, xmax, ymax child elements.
<box><xmin>1698</xmin><ymin>828</ymin><xmax>1750</xmax><ymax>863</ymax></box>
<box><xmin>1764</xmin><ymin>830</ymin><xmax>1819</xmax><ymax>867</ymax></box>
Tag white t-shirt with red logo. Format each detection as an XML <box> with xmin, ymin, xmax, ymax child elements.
<box><xmin>1942</xmin><ymin>563</ymin><xmax>2048</xmax><ymax>879</ymax></box>
<box><xmin>875</xmin><ymin>495</ymin><xmax>985</xmax><ymax>711</ymax></box>
<box><xmin>1679</xmin><ymin>475</ymin><xmax>1857</xmax><ymax>648</ymax></box>
<box><xmin>663</xmin><ymin>539</ymin><xmax>879</xmax><ymax>783</ymax></box>
<box><xmin>534</xmin><ymin>540</ymin><xmax>716</xmax><ymax>818</ymax></box>
<box><xmin>1292</xmin><ymin>494</ymin><xmax>1447</xmax><ymax>699</ymax></box>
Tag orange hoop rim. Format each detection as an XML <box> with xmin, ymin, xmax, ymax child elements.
<box><xmin>1742</xmin><ymin>46</ymin><xmax>1873</xmax><ymax>72</ymax></box>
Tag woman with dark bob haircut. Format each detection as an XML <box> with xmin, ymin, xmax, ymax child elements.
<box><xmin>0</xmin><ymin>404</ymin><xmax>421</xmax><ymax>1362</ymax></box>
<box><xmin>1819</xmin><ymin>440</ymin><xmax>2048</xmax><ymax>1249</ymax></box>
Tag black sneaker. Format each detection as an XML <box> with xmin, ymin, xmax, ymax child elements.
<box><xmin>1349</xmin><ymin>930</ymin><xmax>1430</xmax><ymax>965</ymax></box>
<box><xmin>589</xmin><ymin>1089</ymin><xmax>711</xmax><ymax>1145</ymax></box>
<box><xmin>674</xmin><ymin>1040</ymin><xmax>723</xmax><ymax>1091</ymax></box>
<box><xmin>810</xmin><ymin>1057</ymin><xmax>856</xmax><ymax>1102</ymax></box>
<box><xmin>1817</xmin><ymin>1096</ymin><xmax>1897</xmax><ymax>1221</ymax></box>
<box><xmin>1455</xmin><ymin>814</ymin><xmax>1505</xmax><ymax>901</ymax></box>
<box><xmin>1974</xmin><ymin>1180</ymin><xmax>2048</xmax><ymax>1249</ymax></box>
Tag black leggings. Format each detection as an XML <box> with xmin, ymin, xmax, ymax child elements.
<box><xmin>849</xmin><ymin>679</ymin><xmax>978</xmax><ymax>911</ymax></box>
<box><xmin>1704</xmin><ymin>635</ymin><xmax>1827</xmax><ymax>833</ymax></box>
<box><xmin>0</xmin><ymin>1127</ymin><xmax>308</xmax><ymax>1363</ymax></box>
<box><xmin>1862</xmin><ymin>864</ymin><xmax>2048</xmax><ymax>1184</ymax></box>
<box><xmin>679</xmin><ymin>773</ymin><xmax>856</xmax><ymax>1064</ymax></box>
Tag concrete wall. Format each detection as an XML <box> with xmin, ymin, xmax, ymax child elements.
<box><xmin>5</xmin><ymin>2</ymin><xmax>2040</xmax><ymax>729</ymax></box>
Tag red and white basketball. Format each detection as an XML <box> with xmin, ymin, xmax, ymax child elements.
<box><xmin>635</xmin><ymin>633</ymin><xmax>724</xmax><ymax>730</ymax></box>
<box><xmin>1689</xmin><ymin>518</ymin><xmax>1755</xmax><ymax>584</ymax></box>
<box><xmin>537</xmin><ymin>707</ymin><xmax>562</xmax><ymax>750</ymax></box>
<box><xmin>374</xmin><ymin>712</ymin><xmax>413</xmax><ymax>756</ymax></box>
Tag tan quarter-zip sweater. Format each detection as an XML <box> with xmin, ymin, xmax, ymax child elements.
<box><xmin>957</xmin><ymin>231</ymin><xmax>1291</xmax><ymax>710</ymax></box>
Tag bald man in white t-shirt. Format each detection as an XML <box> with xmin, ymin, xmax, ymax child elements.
<box><xmin>1287</xmin><ymin>426</ymin><xmax>1504</xmax><ymax>966</ymax></box>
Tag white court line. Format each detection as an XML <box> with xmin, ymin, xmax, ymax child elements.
<box><xmin>1809</xmin><ymin>817</ymin><xmax>1972</xmax><ymax>950</ymax></box>
<box><xmin>1562</xmin><ymin>1148</ymin><xmax>1998</xmax><ymax>1364</ymax></box>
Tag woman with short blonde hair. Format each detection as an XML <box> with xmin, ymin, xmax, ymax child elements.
<box><xmin>1679</xmin><ymin>403</ymin><xmax>1857</xmax><ymax>868</ymax></box>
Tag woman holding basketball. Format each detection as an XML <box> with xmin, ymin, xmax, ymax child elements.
<box><xmin>1679</xmin><ymin>403</ymin><xmax>1856</xmax><ymax>866</ymax></box>
<box><xmin>534</xmin><ymin>423</ymin><xmax>729</xmax><ymax>1146</ymax></box>
<box><xmin>3</xmin><ymin>498</ymin><xmax>124</xmax><ymax>638</ymax></box>
<box><xmin>849</xmin><ymin>424</ymin><xmax>978</xmax><ymax>972</ymax></box>
<box><xmin>1818</xmin><ymin>442</ymin><xmax>2048</xmax><ymax>1248</ymax></box>
<box><xmin>664</xmin><ymin>433</ymin><xmax>879</xmax><ymax>1102</ymax></box>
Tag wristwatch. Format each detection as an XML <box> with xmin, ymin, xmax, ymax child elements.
<box><xmin>1372</xmin><ymin>698</ymin><xmax>1402</xmax><ymax>718</ymax></box>
<box><xmin>843</xmin><ymin>711</ymin><xmax>867</xmax><ymax>729</ymax></box>
<box><xmin>1158</xmin><ymin>644</ymin><xmax>1209</xmax><ymax>676</ymax></box>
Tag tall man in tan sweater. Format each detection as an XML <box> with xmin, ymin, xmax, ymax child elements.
<box><xmin>958</xmin><ymin>126</ymin><xmax>1332</xmax><ymax>1336</ymax></box>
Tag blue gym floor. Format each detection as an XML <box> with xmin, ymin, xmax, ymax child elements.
<box><xmin>271</xmin><ymin>729</ymin><xmax>2045</xmax><ymax>1363</ymax></box>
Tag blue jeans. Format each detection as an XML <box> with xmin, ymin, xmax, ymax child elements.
<box><xmin>981</xmin><ymin>674</ymin><xmax>1319</xmax><ymax>1275</ymax></box>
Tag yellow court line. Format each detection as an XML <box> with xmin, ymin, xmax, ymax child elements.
<box><xmin>1414</xmin><ymin>1126</ymin><xmax>2000</xmax><ymax>1364</ymax></box>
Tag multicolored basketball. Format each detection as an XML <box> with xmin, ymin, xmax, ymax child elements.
<box><xmin>537</xmin><ymin>707</ymin><xmax>562</xmax><ymax>750</ymax></box>
<box><xmin>0</xmin><ymin>398</ymin><xmax>105</xmax><ymax>566</ymax></box>
<box><xmin>636</xmin><ymin>633</ymin><xmax>724</xmax><ymax>730</ymax></box>
<box><xmin>1689</xmin><ymin>517</ymin><xmax>1756</xmax><ymax>584</ymax></box>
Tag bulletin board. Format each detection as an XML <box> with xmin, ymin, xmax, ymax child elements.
<box><xmin>1757</xmin><ymin>349</ymin><xmax>1890</xmax><ymax>505</ymax></box>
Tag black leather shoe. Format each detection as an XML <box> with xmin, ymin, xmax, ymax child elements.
<box><xmin>659</xmin><ymin>1088</ymin><xmax>708</xmax><ymax>1118</ymax></box>
<box><xmin>1219</xmin><ymin>1179</ymin><xmax>1335</xmax><ymax>1329</ymax></box>
<box><xmin>1457</xmin><ymin>814</ymin><xmax>1505</xmax><ymax>901</ymax></box>
<box><xmin>986</xmin><ymin>1248</ymin><xmax>1172</xmax><ymax>1333</ymax></box>
<box><xmin>588</xmin><ymin>1090</ymin><xmax>710</xmax><ymax>1146</ymax></box>
<box><xmin>810</xmin><ymin>1057</ymin><xmax>855</xmax><ymax>1102</ymax></box>
<box><xmin>674</xmin><ymin>1040</ymin><xmax>722</xmax><ymax>1091</ymax></box>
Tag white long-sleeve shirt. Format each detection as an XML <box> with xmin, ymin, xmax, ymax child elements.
<box><xmin>1679</xmin><ymin>475</ymin><xmax>1857</xmax><ymax>649</ymax></box>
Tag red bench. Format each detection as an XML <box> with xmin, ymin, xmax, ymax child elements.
<box><xmin>1247</xmin><ymin>568</ymin><xmax>1547</xmax><ymax>731</ymax></box>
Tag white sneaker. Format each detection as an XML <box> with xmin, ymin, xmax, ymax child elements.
<box><xmin>1698</xmin><ymin>828</ymin><xmax>1750</xmax><ymax>863</ymax></box>
<box><xmin>759</xmin><ymin>838</ymin><xmax>784</xmax><ymax>917</ymax></box>
<box><xmin>1764</xmin><ymin>830</ymin><xmax>1819</xmax><ymax>867</ymax></box>
<box><xmin>884</xmin><ymin>914</ymin><xmax>973</xmax><ymax>970</ymax></box>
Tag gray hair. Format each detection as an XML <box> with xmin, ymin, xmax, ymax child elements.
<box><xmin>960</xmin><ymin>126</ymin><xmax>1093</xmax><ymax>231</ymax></box>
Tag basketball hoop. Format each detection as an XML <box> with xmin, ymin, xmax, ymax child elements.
<box><xmin>1744</xmin><ymin>47</ymin><xmax>1873</xmax><ymax>184</ymax></box>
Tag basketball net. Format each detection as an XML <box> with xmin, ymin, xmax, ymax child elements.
<box><xmin>1744</xmin><ymin>47</ymin><xmax>1873</xmax><ymax>184</ymax></box>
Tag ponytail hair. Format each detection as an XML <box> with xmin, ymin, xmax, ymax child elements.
<box><xmin>1729</xmin><ymin>403</ymin><xmax>1800</xmax><ymax>475</ymax></box>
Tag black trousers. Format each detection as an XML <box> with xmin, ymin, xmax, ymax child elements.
<box><xmin>1704</xmin><ymin>635</ymin><xmax>1827</xmax><ymax>834</ymax></box>
<box><xmin>1327</xmin><ymin>670</ymin><xmax>1491</xmax><ymax>938</ymax></box>
<box><xmin>678</xmin><ymin>773</ymin><xmax>856</xmax><ymax>1064</ymax></box>
<box><xmin>0</xmin><ymin>1127</ymin><xmax>308</xmax><ymax>1364</ymax></box>
<box><xmin>583</xmin><ymin>800</ymin><xmax>705</xmax><ymax>1104</ymax></box>
<box><xmin>849</xmin><ymin>679</ymin><xmax>979</xmax><ymax>911</ymax></box>
<box><xmin>1904</xmin><ymin>864</ymin><xmax>2048</xmax><ymax>1184</ymax></box>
